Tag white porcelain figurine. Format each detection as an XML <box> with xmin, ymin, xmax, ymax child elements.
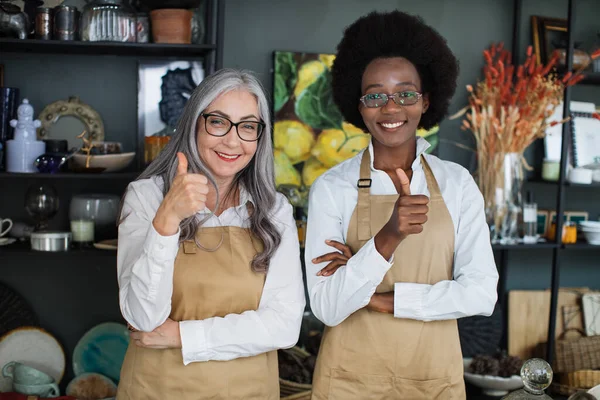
<box><xmin>6</xmin><ymin>99</ymin><xmax>45</xmax><ymax>173</ymax></box>
<box><xmin>10</xmin><ymin>99</ymin><xmax>41</xmax><ymax>141</ymax></box>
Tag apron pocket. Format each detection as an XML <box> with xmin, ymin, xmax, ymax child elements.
<box><xmin>329</xmin><ymin>368</ymin><xmax>394</xmax><ymax>400</ymax></box>
<box><xmin>394</xmin><ymin>375</ymin><xmax>455</xmax><ymax>399</ymax></box>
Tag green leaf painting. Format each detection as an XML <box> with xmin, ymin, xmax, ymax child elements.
<box><xmin>295</xmin><ymin>70</ymin><xmax>343</xmax><ymax>130</ymax></box>
<box><xmin>273</xmin><ymin>52</ymin><xmax>297</xmax><ymax>113</ymax></box>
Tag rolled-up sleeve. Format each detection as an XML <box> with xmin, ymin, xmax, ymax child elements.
<box><xmin>393</xmin><ymin>169</ymin><xmax>499</xmax><ymax>321</ymax></box>
<box><xmin>117</xmin><ymin>181</ymin><xmax>180</xmax><ymax>332</ymax></box>
<box><xmin>178</xmin><ymin>195</ymin><xmax>305</xmax><ymax>365</ymax></box>
<box><xmin>305</xmin><ymin>177</ymin><xmax>392</xmax><ymax>327</ymax></box>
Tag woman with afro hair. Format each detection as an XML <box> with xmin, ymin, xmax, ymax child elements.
<box><xmin>304</xmin><ymin>10</ymin><xmax>498</xmax><ymax>399</ymax></box>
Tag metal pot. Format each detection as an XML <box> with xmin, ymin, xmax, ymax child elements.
<box><xmin>30</xmin><ymin>232</ymin><xmax>71</xmax><ymax>252</ymax></box>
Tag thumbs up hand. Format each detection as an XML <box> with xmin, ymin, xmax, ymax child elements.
<box><xmin>384</xmin><ymin>168</ymin><xmax>430</xmax><ymax>241</ymax></box>
<box><xmin>153</xmin><ymin>152</ymin><xmax>210</xmax><ymax>236</ymax></box>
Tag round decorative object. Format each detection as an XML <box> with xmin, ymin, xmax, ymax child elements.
<box><xmin>458</xmin><ymin>303</ymin><xmax>503</xmax><ymax>357</ymax></box>
<box><xmin>73</xmin><ymin>322</ymin><xmax>130</xmax><ymax>383</ymax></box>
<box><xmin>93</xmin><ymin>239</ymin><xmax>118</xmax><ymax>251</ymax></box>
<box><xmin>0</xmin><ymin>282</ymin><xmax>38</xmax><ymax>337</ymax></box>
<box><xmin>0</xmin><ymin>327</ymin><xmax>66</xmax><ymax>392</ymax></box>
<box><xmin>501</xmin><ymin>358</ymin><xmax>554</xmax><ymax>399</ymax></box>
<box><xmin>37</xmin><ymin>96</ymin><xmax>105</xmax><ymax>148</ymax></box>
<box><xmin>521</xmin><ymin>358</ymin><xmax>552</xmax><ymax>394</ymax></box>
<box><xmin>66</xmin><ymin>372</ymin><xmax>118</xmax><ymax>399</ymax></box>
<box><xmin>588</xmin><ymin>384</ymin><xmax>600</xmax><ymax>398</ymax></box>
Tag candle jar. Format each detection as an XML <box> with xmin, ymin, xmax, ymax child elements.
<box><xmin>70</xmin><ymin>219</ymin><xmax>95</xmax><ymax>247</ymax></box>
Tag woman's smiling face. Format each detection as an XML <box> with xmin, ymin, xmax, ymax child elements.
<box><xmin>359</xmin><ymin>57</ymin><xmax>429</xmax><ymax>149</ymax></box>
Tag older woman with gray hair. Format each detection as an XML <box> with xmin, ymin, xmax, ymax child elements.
<box><xmin>116</xmin><ymin>68</ymin><xmax>305</xmax><ymax>400</ymax></box>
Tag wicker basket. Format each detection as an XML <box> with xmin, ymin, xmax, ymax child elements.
<box><xmin>559</xmin><ymin>369</ymin><xmax>600</xmax><ymax>389</ymax></box>
<box><xmin>553</xmin><ymin>335</ymin><xmax>600</xmax><ymax>373</ymax></box>
<box><xmin>279</xmin><ymin>347</ymin><xmax>313</xmax><ymax>398</ymax></box>
<box><xmin>551</xmin><ymin>381</ymin><xmax>588</xmax><ymax>396</ymax></box>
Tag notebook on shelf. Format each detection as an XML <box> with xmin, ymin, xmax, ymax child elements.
<box><xmin>570</xmin><ymin>112</ymin><xmax>600</xmax><ymax>167</ymax></box>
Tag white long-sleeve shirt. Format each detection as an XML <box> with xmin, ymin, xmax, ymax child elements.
<box><xmin>117</xmin><ymin>176</ymin><xmax>305</xmax><ymax>365</ymax></box>
<box><xmin>305</xmin><ymin>137</ymin><xmax>498</xmax><ymax>327</ymax></box>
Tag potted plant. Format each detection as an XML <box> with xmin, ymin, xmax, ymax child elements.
<box><xmin>134</xmin><ymin>0</ymin><xmax>202</xmax><ymax>43</ymax></box>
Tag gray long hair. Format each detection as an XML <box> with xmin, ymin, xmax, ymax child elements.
<box><xmin>133</xmin><ymin>68</ymin><xmax>281</xmax><ymax>272</ymax></box>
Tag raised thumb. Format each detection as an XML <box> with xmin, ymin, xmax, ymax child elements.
<box><xmin>176</xmin><ymin>152</ymin><xmax>188</xmax><ymax>176</ymax></box>
<box><xmin>395</xmin><ymin>168</ymin><xmax>411</xmax><ymax>196</ymax></box>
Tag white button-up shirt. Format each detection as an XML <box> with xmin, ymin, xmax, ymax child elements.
<box><xmin>305</xmin><ymin>137</ymin><xmax>498</xmax><ymax>327</ymax></box>
<box><xmin>118</xmin><ymin>176</ymin><xmax>305</xmax><ymax>365</ymax></box>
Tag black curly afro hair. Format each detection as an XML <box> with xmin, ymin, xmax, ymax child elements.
<box><xmin>331</xmin><ymin>10</ymin><xmax>459</xmax><ymax>131</ymax></box>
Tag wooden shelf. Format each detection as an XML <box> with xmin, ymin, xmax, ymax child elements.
<box><xmin>0</xmin><ymin>241</ymin><xmax>117</xmax><ymax>254</ymax></box>
<box><xmin>0</xmin><ymin>38</ymin><xmax>216</xmax><ymax>58</ymax></box>
<box><xmin>0</xmin><ymin>171</ymin><xmax>140</xmax><ymax>180</ymax></box>
<box><xmin>525</xmin><ymin>179</ymin><xmax>600</xmax><ymax>188</ymax></box>
<box><xmin>565</xmin><ymin>181</ymin><xmax>600</xmax><ymax>188</ymax></box>
<box><xmin>562</xmin><ymin>241</ymin><xmax>600</xmax><ymax>249</ymax></box>
<box><xmin>492</xmin><ymin>242</ymin><xmax>558</xmax><ymax>250</ymax></box>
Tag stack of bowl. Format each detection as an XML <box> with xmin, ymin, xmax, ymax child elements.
<box><xmin>579</xmin><ymin>221</ymin><xmax>600</xmax><ymax>245</ymax></box>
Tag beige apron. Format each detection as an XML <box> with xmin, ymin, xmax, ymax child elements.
<box><xmin>117</xmin><ymin>225</ymin><xmax>279</xmax><ymax>400</ymax></box>
<box><xmin>311</xmin><ymin>151</ymin><xmax>465</xmax><ymax>399</ymax></box>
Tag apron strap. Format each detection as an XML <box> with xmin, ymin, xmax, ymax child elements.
<box><xmin>420</xmin><ymin>155</ymin><xmax>442</xmax><ymax>199</ymax></box>
<box><xmin>357</xmin><ymin>150</ymin><xmax>372</xmax><ymax>241</ymax></box>
<box><xmin>356</xmin><ymin>151</ymin><xmax>442</xmax><ymax>240</ymax></box>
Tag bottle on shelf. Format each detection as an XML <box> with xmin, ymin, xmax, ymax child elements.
<box><xmin>522</xmin><ymin>191</ymin><xmax>538</xmax><ymax>244</ymax></box>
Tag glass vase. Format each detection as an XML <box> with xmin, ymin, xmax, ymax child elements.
<box><xmin>487</xmin><ymin>153</ymin><xmax>523</xmax><ymax>245</ymax></box>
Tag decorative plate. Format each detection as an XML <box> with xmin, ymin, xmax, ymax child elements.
<box><xmin>0</xmin><ymin>282</ymin><xmax>38</xmax><ymax>338</ymax></box>
<box><xmin>37</xmin><ymin>96</ymin><xmax>105</xmax><ymax>149</ymax></box>
<box><xmin>0</xmin><ymin>327</ymin><xmax>66</xmax><ymax>392</ymax></box>
<box><xmin>588</xmin><ymin>384</ymin><xmax>600</xmax><ymax>398</ymax></box>
<box><xmin>73</xmin><ymin>322</ymin><xmax>129</xmax><ymax>383</ymax></box>
<box><xmin>458</xmin><ymin>303</ymin><xmax>503</xmax><ymax>357</ymax></box>
<box><xmin>93</xmin><ymin>239</ymin><xmax>118</xmax><ymax>251</ymax></box>
<box><xmin>66</xmin><ymin>372</ymin><xmax>117</xmax><ymax>399</ymax></box>
<box><xmin>0</xmin><ymin>238</ymin><xmax>17</xmax><ymax>246</ymax></box>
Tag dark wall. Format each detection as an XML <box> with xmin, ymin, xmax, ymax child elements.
<box><xmin>0</xmin><ymin>0</ymin><xmax>599</xmax><ymax>389</ymax></box>
<box><xmin>222</xmin><ymin>0</ymin><xmax>513</xmax><ymax>169</ymax></box>
<box><xmin>219</xmin><ymin>0</ymin><xmax>600</xmax><ymax>289</ymax></box>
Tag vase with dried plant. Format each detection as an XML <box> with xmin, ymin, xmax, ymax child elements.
<box><xmin>451</xmin><ymin>43</ymin><xmax>600</xmax><ymax>244</ymax></box>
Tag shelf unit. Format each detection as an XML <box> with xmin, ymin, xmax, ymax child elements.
<box><xmin>0</xmin><ymin>1</ymin><xmax>227</xmax><ymax>391</ymax></box>
<box><xmin>0</xmin><ymin>172</ymin><xmax>140</xmax><ymax>180</ymax></box>
<box><xmin>0</xmin><ymin>38</ymin><xmax>217</xmax><ymax>58</ymax></box>
<box><xmin>0</xmin><ymin>0</ymin><xmax>225</xmax><ymax>173</ymax></box>
<box><xmin>503</xmin><ymin>0</ymin><xmax>600</xmax><ymax>366</ymax></box>
<box><xmin>0</xmin><ymin>0</ymin><xmax>224</xmax><ymax>69</ymax></box>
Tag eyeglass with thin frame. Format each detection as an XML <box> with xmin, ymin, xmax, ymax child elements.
<box><xmin>359</xmin><ymin>91</ymin><xmax>423</xmax><ymax>108</ymax></box>
<box><xmin>201</xmin><ymin>113</ymin><xmax>265</xmax><ymax>142</ymax></box>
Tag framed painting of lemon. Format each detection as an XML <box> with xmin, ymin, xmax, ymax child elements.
<box><xmin>272</xmin><ymin>51</ymin><xmax>439</xmax><ymax>209</ymax></box>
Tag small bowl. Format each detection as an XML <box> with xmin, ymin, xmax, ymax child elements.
<box><xmin>581</xmin><ymin>230</ymin><xmax>600</xmax><ymax>245</ymax></box>
<box><xmin>463</xmin><ymin>358</ymin><xmax>523</xmax><ymax>397</ymax></box>
<box><xmin>72</xmin><ymin>152</ymin><xmax>135</xmax><ymax>173</ymax></box>
<box><xmin>30</xmin><ymin>231</ymin><xmax>71</xmax><ymax>252</ymax></box>
<box><xmin>579</xmin><ymin>221</ymin><xmax>600</xmax><ymax>231</ymax></box>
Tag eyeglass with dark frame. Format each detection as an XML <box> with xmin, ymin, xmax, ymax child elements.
<box><xmin>201</xmin><ymin>113</ymin><xmax>265</xmax><ymax>142</ymax></box>
<box><xmin>359</xmin><ymin>91</ymin><xmax>423</xmax><ymax>108</ymax></box>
